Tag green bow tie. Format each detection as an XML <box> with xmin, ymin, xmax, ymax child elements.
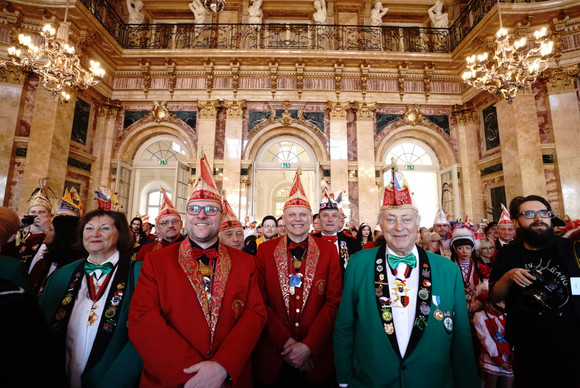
<box><xmin>387</xmin><ymin>253</ymin><xmax>416</xmax><ymax>270</ymax></box>
<box><xmin>84</xmin><ymin>262</ymin><xmax>114</xmax><ymax>280</ymax></box>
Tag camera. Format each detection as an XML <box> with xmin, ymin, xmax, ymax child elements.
<box><xmin>521</xmin><ymin>269</ymin><xmax>569</xmax><ymax>313</ymax></box>
<box><xmin>21</xmin><ymin>215</ymin><xmax>37</xmax><ymax>226</ymax></box>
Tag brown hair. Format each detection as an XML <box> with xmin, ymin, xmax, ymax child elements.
<box><xmin>76</xmin><ymin>209</ymin><xmax>135</xmax><ymax>260</ymax></box>
<box><xmin>0</xmin><ymin>207</ymin><xmax>20</xmax><ymax>245</ymax></box>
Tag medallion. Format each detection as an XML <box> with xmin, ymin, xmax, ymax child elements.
<box><xmin>434</xmin><ymin>309</ymin><xmax>444</xmax><ymax>321</ymax></box>
<box><xmin>376</xmin><ymin>265</ymin><xmax>384</xmax><ymax>272</ymax></box>
<box><xmin>62</xmin><ymin>294</ymin><xmax>73</xmax><ymax>306</ymax></box>
<box><xmin>418</xmin><ymin>288</ymin><xmax>429</xmax><ymax>300</ymax></box>
<box><xmin>420</xmin><ymin>302</ymin><xmax>430</xmax><ymax>315</ymax></box>
<box><xmin>444</xmin><ymin>316</ymin><xmax>453</xmax><ymax>333</ymax></box>
<box><xmin>382</xmin><ymin>308</ymin><xmax>393</xmax><ymax>322</ymax></box>
<box><xmin>384</xmin><ymin>322</ymin><xmax>394</xmax><ymax>335</ymax></box>
<box><xmin>376</xmin><ymin>258</ymin><xmax>384</xmax><ymax>265</ymax></box>
<box><xmin>423</xmin><ymin>279</ymin><xmax>431</xmax><ymax>287</ymax></box>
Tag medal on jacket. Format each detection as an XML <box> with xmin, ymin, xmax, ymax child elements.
<box><xmin>432</xmin><ymin>295</ymin><xmax>443</xmax><ymax>320</ymax></box>
<box><xmin>289</xmin><ymin>273</ymin><xmax>303</xmax><ymax>295</ymax></box>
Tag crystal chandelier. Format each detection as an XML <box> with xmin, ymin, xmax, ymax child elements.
<box><xmin>3</xmin><ymin>1</ymin><xmax>104</xmax><ymax>102</ymax></box>
<box><xmin>203</xmin><ymin>0</ymin><xmax>226</xmax><ymax>13</ymax></box>
<box><xmin>461</xmin><ymin>0</ymin><xmax>554</xmax><ymax>104</ymax></box>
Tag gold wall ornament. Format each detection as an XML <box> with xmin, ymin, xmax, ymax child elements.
<box><xmin>452</xmin><ymin>103</ymin><xmax>475</xmax><ymax>125</ymax></box>
<box><xmin>204</xmin><ymin>59</ymin><xmax>214</xmax><ymax>98</ymax></box>
<box><xmin>540</xmin><ymin>65</ymin><xmax>579</xmax><ymax>94</ymax></box>
<box><xmin>401</xmin><ymin>106</ymin><xmax>423</xmax><ymax>126</ymax></box>
<box><xmin>4</xmin><ymin>8</ymin><xmax>105</xmax><ymax>101</ymax></box>
<box><xmin>280</xmin><ymin>101</ymin><xmax>293</xmax><ymax>125</ymax></box>
<box><xmin>97</xmin><ymin>98</ymin><xmax>122</xmax><ymax>118</ymax></box>
<box><xmin>140</xmin><ymin>60</ymin><xmax>151</xmax><ymax>96</ymax></box>
<box><xmin>224</xmin><ymin>99</ymin><xmax>246</xmax><ymax>120</ymax></box>
<box><xmin>269</xmin><ymin>59</ymin><xmax>278</xmax><ymax>98</ymax></box>
<box><xmin>147</xmin><ymin>101</ymin><xmax>175</xmax><ymax>123</ymax></box>
<box><xmin>424</xmin><ymin>63</ymin><xmax>434</xmax><ymax>102</ymax></box>
<box><xmin>461</xmin><ymin>0</ymin><xmax>554</xmax><ymax>104</ymax></box>
<box><xmin>360</xmin><ymin>61</ymin><xmax>370</xmax><ymax>101</ymax></box>
<box><xmin>295</xmin><ymin>60</ymin><xmax>305</xmax><ymax>99</ymax></box>
<box><xmin>327</xmin><ymin>101</ymin><xmax>350</xmax><ymax>121</ymax></box>
<box><xmin>353</xmin><ymin>101</ymin><xmax>376</xmax><ymax>121</ymax></box>
<box><xmin>230</xmin><ymin>59</ymin><xmax>240</xmax><ymax>99</ymax></box>
<box><xmin>165</xmin><ymin>59</ymin><xmax>176</xmax><ymax>98</ymax></box>
<box><xmin>397</xmin><ymin>62</ymin><xmax>407</xmax><ymax>101</ymax></box>
<box><xmin>334</xmin><ymin>61</ymin><xmax>344</xmax><ymax>100</ymax></box>
<box><xmin>198</xmin><ymin>99</ymin><xmax>220</xmax><ymax>119</ymax></box>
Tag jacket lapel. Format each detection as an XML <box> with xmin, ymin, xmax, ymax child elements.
<box><xmin>403</xmin><ymin>247</ymin><xmax>432</xmax><ymax>359</ymax></box>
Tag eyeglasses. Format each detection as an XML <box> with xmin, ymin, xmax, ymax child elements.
<box><xmin>263</xmin><ymin>225</ymin><xmax>277</xmax><ymax>229</ymax></box>
<box><xmin>186</xmin><ymin>205</ymin><xmax>220</xmax><ymax>216</ymax></box>
<box><xmin>158</xmin><ymin>219</ymin><xmax>181</xmax><ymax>226</ymax></box>
<box><xmin>517</xmin><ymin>210</ymin><xmax>553</xmax><ymax>219</ymax></box>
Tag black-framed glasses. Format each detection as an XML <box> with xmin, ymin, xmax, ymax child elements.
<box><xmin>186</xmin><ymin>205</ymin><xmax>220</xmax><ymax>216</ymax></box>
<box><xmin>158</xmin><ymin>219</ymin><xmax>181</xmax><ymax>226</ymax></box>
<box><xmin>517</xmin><ymin>210</ymin><xmax>553</xmax><ymax>219</ymax></box>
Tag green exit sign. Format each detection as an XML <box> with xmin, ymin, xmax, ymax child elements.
<box><xmin>405</xmin><ymin>165</ymin><xmax>415</xmax><ymax>170</ymax></box>
<box><xmin>281</xmin><ymin>163</ymin><xmax>291</xmax><ymax>168</ymax></box>
<box><xmin>159</xmin><ymin>160</ymin><xmax>168</xmax><ymax>165</ymax></box>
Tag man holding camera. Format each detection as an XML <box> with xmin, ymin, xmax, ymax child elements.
<box><xmin>490</xmin><ymin>195</ymin><xmax>580</xmax><ymax>387</ymax></box>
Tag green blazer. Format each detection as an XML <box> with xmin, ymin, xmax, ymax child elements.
<box><xmin>40</xmin><ymin>257</ymin><xmax>143</xmax><ymax>388</ymax></box>
<box><xmin>334</xmin><ymin>245</ymin><xmax>478</xmax><ymax>388</ymax></box>
<box><xmin>0</xmin><ymin>255</ymin><xmax>31</xmax><ymax>293</ymax></box>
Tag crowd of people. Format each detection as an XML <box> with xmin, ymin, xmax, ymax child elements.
<box><xmin>1</xmin><ymin>157</ymin><xmax>579</xmax><ymax>388</ymax></box>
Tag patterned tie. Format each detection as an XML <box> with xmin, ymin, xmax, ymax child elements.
<box><xmin>84</xmin><ymin>262</ymin><xmax>114</xmax><ymax>280</ymax></box>
<box><xmin>322</xmin><ymin>235</ymin><xmax>338</xmax><ymax>243</ymax></box>
<box><xmin>387</xmin><ymin>253</ymin><xmax>416</xmax><ymax>270</ymax></box>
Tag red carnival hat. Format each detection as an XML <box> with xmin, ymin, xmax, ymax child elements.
<box><xmin>219</xmin><ymin>196</ymin><xmax>243</xmax><ymax>232</ymax></box>
<box><xmin>284</xmin><ymin>167</ymin><xmax>311</xmax><ymax>210</ymax></box>
<box><xmin>498</xmin><ymin>204</ymin><xmax>512</xmax><ymax>225</ymax></box>
<box><xmin>188</xmin><ymin>151</ymin><xmax>222</xmax><ymax>207</ymax></box>
<box><xmin>156</xmin><ymin>187</ymin><xmax>180</xmax><ymax>223</ymax></box>
<box><xmin>320</xmin><ymin>188</ymin><xmax>339</xmax><ymax>212</ymax></box>
<box><xmin>381</xmin><ymin>158</ymin><xmax>416</xmax><ymax>210</ymax></box>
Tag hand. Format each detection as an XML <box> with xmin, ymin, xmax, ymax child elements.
<box><xmin>184</xmin><ymin>361</ymin><xmax>228</xmax><ymax>388</ymax></box>
<box><xmin>298</xmin><ymin>356</ymin><xmax>314</xmax><ymax>372</ymax></box>
<box><xmin>508</xmin><ymin>268</ymin><xmax>536</xmax><ymax>288</ymax></box>
<box><xmin>501</xmin><ymin>363</ymin><xmax>513</xmax><ymax>372</ymax></box>
<box><xmin>281</xmin><ymin>341</ymin><xmax>312</xmax><ymax>369</ymax></box>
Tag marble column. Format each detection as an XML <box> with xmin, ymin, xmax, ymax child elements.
<box><xmin>542</xmin><ymin>65</ymin><xmax>580</xmax><ymax>218</ymax></box>
<box><xmin>89</xmin><ymin>101</ymin><xmax>122</xmax><ymax>211</ymax></box>
<box><xmin>354</xmin><ymin>101</ymin><xmax>379</xmax><ymax>225</ymax></box>
<box><xmin>453</xmin><ymin>106</ymin><xmax>484</xmax><ymax>221</ymax></box>
<box><xmin>327</xmin><ymin>101</ymin><xmax>350</xmax><ymax>195</ymax></box>
<box><xmin>0</xmin><ymin>70</ymin><xmax>25</xmax><ymax>206</ymax></box>
<box><xmin>496</xmin><ymin>92</ymin><xmax>547</xmax><ymax>202</ymax></box>
<box><xmin>223</xmin><ymin>100</ymin><xmax>246</xmax><ymax>215</ymax></box>
<box><xmin>197</xmin><ymin>100</ymin><xmax>220</xmax><ymax>165</ymax></box>
<box><xmin>18</xmin><ymin>88</ymin><xmax>75</xmax><ymax>214</ymax></box>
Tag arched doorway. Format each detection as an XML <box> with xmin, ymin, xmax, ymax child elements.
<box><xmin>129</xmin><ymin>136</ymin><xmax>191</xmax><ymax>220</ymax></box>
<box><xmin>384</xmin><ymin>139</ymin><xmax>451</xmax><ymax>227</ymax></box>
<box><xmin>252</xmin><ymin>137</ymin><xmax>318</xmax><ymax>219</ymax></box>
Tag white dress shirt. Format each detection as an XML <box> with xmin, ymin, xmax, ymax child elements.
<box><xmin>66</xmin><ymin>251</ymin><xmax>119</xmax><ymax>388</ymax></box>
<box><xmin>385</xmin><ymin>245</ymin><xmax>419</xmax><ymax>357</ymax></box>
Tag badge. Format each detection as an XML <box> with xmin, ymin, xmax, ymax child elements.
<box><xmin>289</xmin><ymin>274</ymin><xmax>302</xmax><ymax>288</ymax></box>
<box><xmin>117</xmin><ymin>282</ymin><xmax>126</xmax><ymax>289</ymax></box>
<box><xmin>422</xmin><ymin>268</ymin><xmax>431</xmax><ymax>277</ymax></box>
<box><xmin>56</xmin><ymin>308</ymin><xmax>66</xmax><ymax>321</ymax></box>
<box><xmin>103</xmin><ymin>320</ymin><xmax>116</xmax><ymax>332</ymax></box>
<box><xmin>418</xmin><ymin>289</ymin><xmax>429</xmax><ymax>300</ymax></box>
<box><xmin>434</xmin><ymin>310</ymin><xmax>444</xmax><ymax>320</ymax></box>
<box><xmin>420</xmin><ymin>302</ymin><xmax>430</xmax><ymax>315</ymax></box>
<box><xmin>444</xmin><ymin>317</ymin><xmax>453</xmax><ymax>333</ymax></box>
<box><xmin>111</xmin><ymin>296</ymin><xmax>121</xmax><ymax>306</ymax></box>
<box><xmin>62</xmin><ymin>294</ymin><xmax>73</xmax><ymax>306</ymax></box>
<box><xmin>289</xmin><ymin>286</ymin><xmax>295</xmax><ymax>295</ymax></box>
<box><xmin>379</xmin><ymin>273</ymin><xmax>385</xmax><ymax>281</ymax></box>
<box><xmin>376</xmin><ymin>265</ymin><xmax>384</xmax><ymax>272</ymax></box>
<box><xmin>375</xmin><ymin>287</ymin><xmax>384</xmax><ymax>297</ymax></box>
<box><xmin>382</xmin><ymin>308</ymin><xmax>393</xmax><ymax>322</ymax></box>
<box><xmin>423</xmin><ymin>279</ymin><xmax>431</xmax><ymax>287</ymax></box>
<box><xmin>384</xmin><ymin>322</ymin><xmax>394</xmax><ymax>335</ymax></box>
<box><xmin>376</xmin><ymin>258</ymin><xmax>384</xmax><ymax>265</ymax></box>
<box><xmin>415</xmin><ymin>315</ymin><xmax>427</xmax><ymax>331</ymax></box>
<box><xmin>379</xmin><ymin>296</ymin><xmax>391</xmax><ymax>307</ymax></box>
<box><xmin>105</xmin><ymin>308</ymin><xmax>117</xmax><ymax>318</ymax></box>
<box><xmin>88</xmin><ymin>310</ymin><xmax>99</xmax><ymax>326</ymax></box>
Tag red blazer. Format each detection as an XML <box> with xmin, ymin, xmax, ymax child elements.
<box><xmin>134</xmin><ymin>235</ymin><xmax>185</xmax><ymax>262</ymax></box>
<box><xmin>253</xmin><ymin>236</ymin><xmax>342</xmax><ymax>384</ymax></box>
<box><xmin>129</xmin><ymin>242</ymin><xmax>266</xmax><ymax>387</ymax></box>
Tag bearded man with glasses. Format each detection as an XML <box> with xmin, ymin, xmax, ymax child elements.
<box><xmin>130</xmin><ymin>154</ymin><xmax>266</xmax><ymax>387</ymax></box>
<box><xmin>135</xmin><ymin>187</ymin><xmax>186</xmax><ymax>261</ymax></box>
<box><xmin>490</xmin><ymin>194</ymin><xmax>580</xmax><ymax>387</ymax></box>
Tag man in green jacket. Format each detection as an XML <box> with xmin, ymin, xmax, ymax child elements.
<box><xmin>334</xmin><ymin>161</ymin><xmax>478</xmax><ymax>388</ymax></box>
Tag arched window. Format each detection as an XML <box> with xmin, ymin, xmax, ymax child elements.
<box><xmin>273</xmin><ymin>183</ymin><xmax>292</xmax><ymax>217</ymax></box>
<box><xmin>140</xmin><ymin>140</ymin><xmax>188</xmax><ymax>163</ymax></box>
<box><xmin>259</xmin><ymin>140</ymin><xmax>311</xmax><ymax>165</ymax></box>
<box><xmin>385</xmin><ymin>142</ymin><xmax>437</xmax><ymax>168</ymax></box>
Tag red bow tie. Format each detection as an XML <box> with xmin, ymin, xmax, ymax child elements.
<box><xmin>288</xmin><ymin>241</ymin><xmax>308</xmax><ymax>250</ymax></box>
<box><xmin>322</xmin><ymin>235</ymin><xmax>338</xmax><ymax>243</ymax></box>
<box><xmin>192</xmin><ymin>247</ymin><xmax>219</xmax><ymax>261</ymax></box>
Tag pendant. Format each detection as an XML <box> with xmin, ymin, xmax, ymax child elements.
<box><xmin>88</xmin><ymin>309</ymin><xmax>99</xmax><ymax>326</ymax></box>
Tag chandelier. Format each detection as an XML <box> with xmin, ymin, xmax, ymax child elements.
<box><xmin>4</xmin><ymin>1</ymin><xmax>104</xmax><ymax>102</ymax></box>
<box><xmin>203</xmin><ymin>0</ymin><xmax>226</xmax><ymax>13</ymax></box>
<box><xmin>461</xmin><ymin>0</ymin><xmax>554</xmax><ymax>104</ymax></box>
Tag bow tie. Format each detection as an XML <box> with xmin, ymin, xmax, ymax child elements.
<box><xmin>322</xmin><ymin>235</ymin><xmax>338</xmax><ymax>243</ymax></box>
<box><xmin>192</xmin><ymin>247</ymin><xmax>219</xmax><ymax>262</ymax></box>
<box><xmin>387</xmin><ymin>253</ymin><xmax>416</xmax><ymax>270</ymax></box>
<box><xmin>289</xmin><ymin>241</ymin><xmax>308</xmax><ymax>250</ymax></box>
<box><xmin>84</xmin><ymin>262</ymin><xmax>114</xmax><ymax>279</ymax></box>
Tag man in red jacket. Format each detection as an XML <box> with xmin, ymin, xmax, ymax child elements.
<box><xmin>129</xmin><ymin>153</ymin><xmax>266</xmax><ymax>387</ymax></box>
<box><xmin>253</xmin><ymin>168</ymin><xmax>342</xmax><ymax>387</ymax></box>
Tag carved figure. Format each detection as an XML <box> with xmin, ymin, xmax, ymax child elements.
<box><xmin>126</xmin><ymin>0</ymin><xmax>145</xmax><ymax>24</ymax></box>
<box><xmin>313</xmin><ymin>0</ymin><xmax>327</xmax><ymax>24</ymax></box>
<box><xmin>248</xmin><ymin>0</ymin><xmax>263</xmax><ymax>25</ymax></box>
<box><xmin>370</xmin><ymin>2</ymin><xmax>389</xmax><ymax>26</ymax></box>
<box><xmin>189</xmin><ymin>0</ymin><xmax>207</xmax><ymax>24</ymax></box>
<box><xmin>428</xmin><ymin>0</ymin><xmax>449</xmax><ymax>28</ymax></box>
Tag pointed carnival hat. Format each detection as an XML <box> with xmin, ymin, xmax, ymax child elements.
<box><xmin>381</xmin><ymin>158</ymin><xmax>416</xmax><ymax>210</ymax></box>
<box><xmin>156</xmin><ymin>187</ymin><xmax>180</xmax><ymax>223</ymax></box>
<box><xmin>95</xmin><ymin>186</ymin><xmax>122</xmax><ymax>211</ymax></box>
<box><xmin>141</xmin><ymin>214</ymin><xmax>152</xmax><ymax>226</ymax></box>
<box><xmin>319</xmin><ymin>188</ymin><xmax>339</xmax><ymax>212</ymax></box>
<box><xmin>284</xmin><ymin>166</ymin><xmax>311</xmax><ymax>210</ymax></box>
<box><xmin>188</xmin><ymin>150</ymin><xmax>222</xmax><ymax>206</ymax></box>
<box><xmin>464</xmin><ymin>213</ymin><xmax>475</xmax><ymax>229</ymax></box>
<box><xmin>58</xmin><ymin>187</ymin><xmax>83</xmax><ymax>216</ymax></box>
<box><xmin>474</xmin><ymin>220</ymin><xmax>487</xmax><ymax>240</ymax></box>
<box><xmin>219</xmin><ymin>195</ymin><xmax>243</xmax><ymax>232</ymax></box>
<box><xmin>27</xmin><ymin>178</ymin><xmax>56</xmax><ymax>212</ymax></box>
<box><xmin>433</xmin><ymin>206</ymin><xmax>450</xmax><ymax>225</ymax></box>
<box><xmin>498</xmin><ymin>204</ymin><xmax>512</xmax><ymax>225</ymax></box>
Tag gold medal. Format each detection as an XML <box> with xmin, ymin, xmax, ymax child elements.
<box><xmin>434</xmin><ymin>309</ymin><xmax>444</xmax><ymax>321</ymax></box>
